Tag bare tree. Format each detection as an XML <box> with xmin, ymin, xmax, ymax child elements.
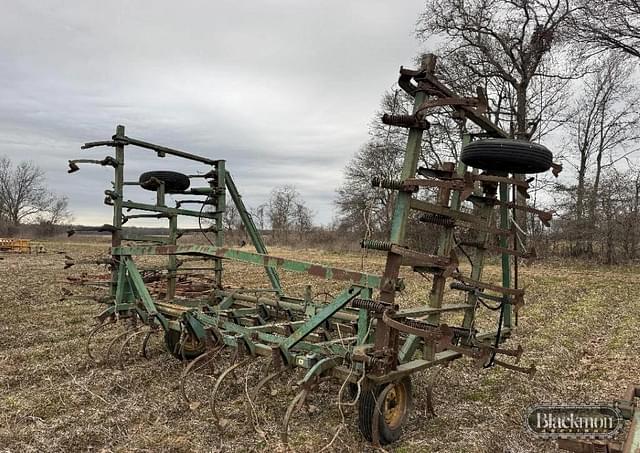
<box><xmin>571</xmin><ymin>0</ymin><xmax>640</xmax><ymax>58</ymax></box>
<box><xmin>266</xmin><ymin>185</ymin><xmax>314</xmax><ymax>242</ymax></box>
<box><xmin>223</xmin><ymin>202</ymin><xmax>240</xmax><ymax>232</ymax></box>
<box><xmin>251</xmin><ymin>205</ymin><xmax>266</xmax><ymax>231</ymax></box>
<box><xmin>40</xmin><ymin>197</ymin><xmax>70</xmax><ymax>225</ymax></box>
<box><xmin>418</xmin><ymin>0</ymin><xmax>575</xmax><ymax>139</ymax></box>
<box><xmin>336</xmin><ymin>89</ymin><xmax>461</xmax><ymax>237</ymax></box>
<box><xmin>336</xmin><ymin>140</ymin><xmax>402</xmax><ymax>236</ymax></box>
<box><xmin>293</xmin><ymin>202</ymin><xmax>313</xmax><ymax>234</ymax></box>
<box><xmin>558</xmin><ymin>54</ymin><xmax>640</xmax><ymax>255</ymax></box>
<box><xmin>0</xmin><ymin>156</ymin><xmax>70</xmax><ymax>228</ymax></box>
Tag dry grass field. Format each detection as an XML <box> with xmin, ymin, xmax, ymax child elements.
<box><xmin>1</xmin><ymin>238</ymin><xmax>638</xmax><ymax>452</ymax></box>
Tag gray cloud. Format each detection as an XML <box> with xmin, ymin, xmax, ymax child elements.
<box><xmin>0</xmin><ymin>0</ymin><xmax>426</xmax><ymax>225</ymax></box>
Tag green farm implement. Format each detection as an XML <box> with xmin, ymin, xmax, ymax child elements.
<box><xmin>66</xmin><ymin>54</ymin><xmax>561</xmax><ymax>446</ymax></box>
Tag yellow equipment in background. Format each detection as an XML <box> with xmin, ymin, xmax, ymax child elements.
<box><xmin>0</xmin><ymin>238</ymin><xmax>45</xmax><ymax>253</ymax></box>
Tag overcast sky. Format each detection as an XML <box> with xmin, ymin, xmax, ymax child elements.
<box><xmin>0</xmin><ymin>0</ymin><xmax>429</xmax><ymax>226</ymax></box>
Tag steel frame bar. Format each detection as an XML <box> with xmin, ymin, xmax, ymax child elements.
<box><xmin>111</xmin><ymin>244</ymin><xmax>385</xmax><ymax>289</ymax></box>
<box><xmin>225</xmin><ymin>172</ymin><xmax>283</xmax><ymax>294</ymax></box>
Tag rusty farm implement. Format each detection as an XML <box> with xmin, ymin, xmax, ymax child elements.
<box><xmin>66</xmin><ymin>54</ymin><xmax>561</xmax><ymax>446</ymax></box>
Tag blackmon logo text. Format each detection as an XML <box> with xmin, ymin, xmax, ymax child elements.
<box><xmin>525</xmin><ymin>404</ymin><xmax>623</xmax><ymax>439</ymax></box>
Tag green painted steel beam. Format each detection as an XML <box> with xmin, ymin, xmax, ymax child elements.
<box><xmin>389</xmin><ymin>90</ymin><xmax>428</xmax><ymax>245</ymax></box>
<box><xmin>123</xmin><ymin>257</ymin><xmax>168</xmax><ymax>330</ymax></box>
<box><xmin>214</xmin><ymin>161</ymin><xmax>226</xmax><ymax>287</ymax></box>
<box><xmin>213</xmin><ymin>290</ymin><xmax>360</xmax><ymax>322</ymax></box>
<box><xmin>225</xmin><ymin>172</ymin><xmax>283</xmax><ymax>294</ymax></box>
<box><xmin>189</xmin><ymin>187</ymin><xmax>215</xmax><ymax>195</ymax></box>
<box><xmin>112</xmin><ymin>244</ymin><xmax>384</xmax><ymax>289</ymax></box>
<box><xmin>499</xmin><ymin>182</ymin><xmax>512</xmax><ymax>328</ymax></box>
<box><xmin>114</xmin><ymin>260</ymin><xmax>127</xmax><ymax>305</ymax></box>
<box><xmin>117</xmin><ymin>133</ymin><xmax>219</xmax><ymax>165</ymax></box>
<box><xmin>183</xmin><ymin>311</ymin><xmax>208</xmax><ymax>341</ymax></box>
<box><xmin>400</xmin><ymin>138</ymin><xmax>470</xmax><ymax>363</ymax></box>
<box><xmin>280</xmin><ymin>287</ymin><xmax>361</xmax><ymax>352</ymax></box>
<box><xmin>120</xmin><ymin>200</ymin><xmax>219</xmax><ymax>219</ymax></box>
<box><xmin>299</xmin><ymin>357</ymin><xmax>340</xmax><ymax>384</ymax></box>
<box><xmin>121</xmin><ymin>233</ymin><xmax>173</xmax><ymax>244</ymax></box>
<box><xmin>189</xmin><ymin>311</ymin><xmax>348</xmax><ymax>356</ymax></box>
<box><xmin>110</xmin><ymin>125</ymin><xmax>125</xmax><ymax>299</ymax></box>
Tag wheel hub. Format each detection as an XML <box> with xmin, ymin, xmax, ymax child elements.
<box><xmin>383</xmin><ymin>383</ymin><xmax>406</xmax><ymax>429</ymax></box>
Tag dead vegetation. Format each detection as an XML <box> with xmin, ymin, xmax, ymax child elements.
<box><xmin>0</xmin><ymin>238</ymin><xmax>638</xmax><ymax>452</ymax></box>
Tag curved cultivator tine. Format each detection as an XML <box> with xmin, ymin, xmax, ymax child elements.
<box><xmin>280</xmin><ymin>388</ymin><xmax>309</xmax><ymax>446</ymax></box>
<box><xmin>86</xmin><ymin>320</ymin><xmax>117</xmax><ymax>363</ymax></box>
<box><xmin>105</xmin><ymin>327</ymin><xmax>138</xmax><ymax>365</ymax></box>
<box><xmin>141</xmin><ymin>329</ymin><xmax>158</xmax><ymax>359</ymax></box>
<box><xmin>250</xmin><ymin>369</ymin><xmax>285</xmax><ymax>401</ymax></box>
<box><xmin>210</xmin><ymin>357</ymin><xmax>253</xmax><ymax>429</ymax></box>
<box><xmin>280</xmin><ymin>356</ymin><xmax>343</xmax><ymax>446</ymax></box>
<box><xmin>117</xmin><ymin>329</ymin><xmax>149</xmax><ymax>370</ymax></box>
<box><xmin>180</xmin><ymin>345</ymin><xmax>225</xmax><ymax>405</ymax></box>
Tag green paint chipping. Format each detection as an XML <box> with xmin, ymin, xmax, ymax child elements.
<box><xmin>112</xmin><ymin>244</ymin><xmax>383</xmax><ymax>288</ymax></box>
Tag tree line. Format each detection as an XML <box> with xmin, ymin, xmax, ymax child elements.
<box><xmin>6</xmin><ymin>0</ymin><xmax>640</xmax><ymax>263</ymax></box>
<box><xmin>0</xmin><ymin>157</ymin><xmax>70</xmax><ymax>236</ymax></box>
<box><xmin>335</xmin><ymin>0</ymin><xmax>640</xmax><ymax>264</ymax></box>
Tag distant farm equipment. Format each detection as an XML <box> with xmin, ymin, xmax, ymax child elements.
<box><xmin>0</xmin><ymin>238</ymin><xmax>45</xmax><ymax>254</ymax></box>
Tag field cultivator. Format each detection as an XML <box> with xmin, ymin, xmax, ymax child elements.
<box><xmin>66</xmin><ymin>54</ymin><xmax>559</xmax><ymax>446</ymax></box>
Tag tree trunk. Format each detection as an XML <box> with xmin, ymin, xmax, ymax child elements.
<box><xmin>575</xmin><ymin>156</ymin><xmax>588</xmax><ymax>256</ymax></box>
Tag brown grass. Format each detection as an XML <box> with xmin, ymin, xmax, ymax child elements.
<box><xmin>0</xmin><ymin>238</ymin><xmax>638</xmax><ymax>452</ymax></box>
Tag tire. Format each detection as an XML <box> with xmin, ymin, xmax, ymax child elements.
<box><xmin>139</xmin><ymin>171</ymin><xmax>190</xmax><ymax>193</ymax></box>
<box><xmin>358</xmin><ymin>377</ymin><xmax>413</xmax><ymax>445</ymax></box>
<box><xmin>164</xmin><ymin>329</ymin><xmax>205</xmax><ymax>360</ymax></box>
<box><xmin>461</xmin><ymin>139</ymin><xmax>552</xmax><ymax>174</ymax></box>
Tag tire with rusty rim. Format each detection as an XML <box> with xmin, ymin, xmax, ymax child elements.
<box><xmin>164</xmin><ymin>329</ymin><xmax>206</xmax><ymax>360</ymax></box>
<box><xmin>461</xmin><ymin>138</ymin><xmax>552</xmax><ymax>174</ymax></box>
<box><xmin>358</xmin><ymin>376</ymin><xmax>413</xmax><ymax>444</ymax></box>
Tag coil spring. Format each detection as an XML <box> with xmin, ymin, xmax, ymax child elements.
<box><xmin>371</xmin><ymin>176</ymin><xmax>404</xmax><ymax>190</ymax></box>
<box><xmin>351</xmin><ymin>298</ymin><xmax>391</xmax><ymax>313</ymax></box>
<box><xmin>401</xmin><ymin>318</ymin><xmax>436</xmax><ymax>330</ymax></box>
<box><xmin>450</xmin><ymin>282</ymin><xmax>474</xmax><ymax>293</ymax></box>
<box><xmin>381</xmin><ymin>113</ymin><xmax>429</xmax><ymax>129</ymax></box>
<box><xmin>398</xmin><ymin>318</ymin><xmax>471</xmax><ymax>340</ymax></box>
<box><xmin>360</xmin><ymin>239</ymin><xmax>392</xmax><ymax>251</ymax></box>
<box><xmin>419</xmin><ymin>214</ymin><xmax>455</xmax><ymax>227</ymax></box>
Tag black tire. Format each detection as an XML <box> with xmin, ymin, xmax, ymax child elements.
<box><xmin>139</xmin><ymin>171</ymin><xmax>190</xmax><ymax>193</ymax></box>
<box><xmin>461</xmin><ymin>139</ymin><xmax>553</xmax><ymax>174</ymax></box>
<box><xmin>164</xmin><ymin>329</ymin><xmax>205</xmax><ymax>360</ymax></box>
<box><xmin>358</xmin><ymin>377</ymin><xmax>413</xmax><ymax>445</ymax></box>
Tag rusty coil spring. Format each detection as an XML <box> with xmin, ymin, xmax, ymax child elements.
<box><xmin>381</xmin><ymin>113</ymin><xmax>428</xmax><ymax>129</ymax></box>
<box><xmin>351</xmin><ymin>298</ymin><xmax>395</xmax><ymax>314</ymax></box>
<box><xmin>393</xmin><ymin>315</ymin><xmax>470</xmax><ymax>337</ymax></box>
<box><xmin>360</xmin><ymin>239</ymin><xmax>392</xmax><ymax>251</ymax></box>
<box><xmin>419</xmin><ymin>213</ymin><xmax>455</xmax><ymax>227</ymax></box>
<box><xmin>371</xmin><ymin>176</ymin><xmax>404</xmax><ymax>190</ymax></box>
<box><xmin>382</xmin><ymin>312</ymin><xmax>448</xmax><ymax>340</ymax></box>
<box><xmin>400</xmin><ymin>317</ymin><xmax>436</xmax><ymax>331</ymax></box>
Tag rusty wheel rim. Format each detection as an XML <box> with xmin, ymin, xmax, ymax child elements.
<box><xmin>383</xmin><ymin>382</ymin><xmax>407</xmax><ymax>429</ymax></box>
<box><xmin>181</xmin><ymin>332</ymin><xmax>205</xmax><ymax>355</ymax></box>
